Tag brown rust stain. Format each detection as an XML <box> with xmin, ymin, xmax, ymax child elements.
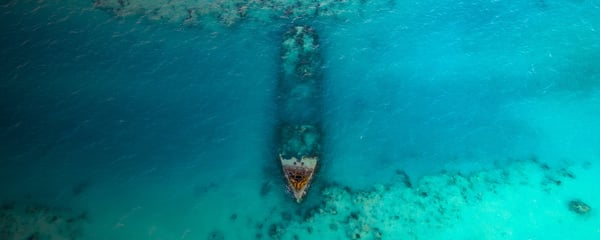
<box><xmin>285</xmin><ymin>167</ymin><xmax>312</xmax><ymax>190</ymax></box>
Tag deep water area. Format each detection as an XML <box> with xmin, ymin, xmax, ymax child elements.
<box><xmin>1</xmin><ymin>0</ymin><xmax>599</xmax><ymax>239</ymax></box>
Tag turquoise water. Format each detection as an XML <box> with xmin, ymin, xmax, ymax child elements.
<box><xmin>1</xmin><ymin>0</ymin><xmax>599</xmax><ymax>239</ymax></box>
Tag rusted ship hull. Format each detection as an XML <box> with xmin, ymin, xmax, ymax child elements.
<box><xmin>277</xmin><ymin>26</ymin><xmax>322</xmax><ymax>203</ymax></box>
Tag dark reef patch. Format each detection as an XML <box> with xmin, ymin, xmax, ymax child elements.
<box><xmin>329</xmin><ymin>223</ymin><xmax>338</xmax><ymax>231</ymax></box>
<box><xmin>281</xmin><ymin>211</ymin><xmax>292</xmax><ymax>222</ymax></box>
<box><xmin>260</xmin><ymin>181</ymin><xmax>272</xmax><ymax>197</ymax></box>
<box><xmin>568</xmin><ymin>200</ymin><xmax>591</xmax><ymax>215</ymax></box>
<box><xmin>207</xmin><ymin>230</ymin><xmax>225</xmax><ymax>240</ymax></box>
<box><xmin>71</xmin><ymin>180</ymin><xmax>92</xmax><ymax>196</ymax></box>
<box><xmin>193</xmin><ymin>182</ymin><xmax>217</xmax><ymax>197</ymax></box>
<box><xmin>395</xmin><ymin>169</ymin><xmax>412</xmax><ymax>188</ymax></box>
<box><xmin>268</xmin><ymin>223</ymin><xmax>285</xmax><ymax>239</ymax></box>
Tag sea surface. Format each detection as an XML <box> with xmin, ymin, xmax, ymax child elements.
<box><xmin>1</xmin><ymin>0</ymin><xmax>599</xmax><ymax>239</ymax></box>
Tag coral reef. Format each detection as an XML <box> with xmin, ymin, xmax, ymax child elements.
<box><xmin>93</xmin><ymin>0</ymin><xmax>396</xmax><ymax>28</ymax></box>
<box><xmin>0</xmin><ymin>202</ymin><xmax>87</xmax><ymax>240</ymax></box>
<box><xmin>248</xmin><ymin>158</ymin><xmax>590</xmax><ymax>239</ymax></box>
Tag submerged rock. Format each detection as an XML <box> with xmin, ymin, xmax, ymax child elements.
<box><xmin>568</xmin><ymin>200</ymin><xmax>591</xmax><ymax>215</ymax></box>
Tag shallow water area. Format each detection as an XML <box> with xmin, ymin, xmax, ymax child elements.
<box><xmin>1</xmin><ymin>0</ymin><xmax>599</xmax><ymax>239</ymax></box>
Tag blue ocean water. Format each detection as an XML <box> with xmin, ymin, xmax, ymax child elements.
<box><xmin>1</xmin><ymin>0</ymin><xmax>599</xmax><ymax>239</ymax></box>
